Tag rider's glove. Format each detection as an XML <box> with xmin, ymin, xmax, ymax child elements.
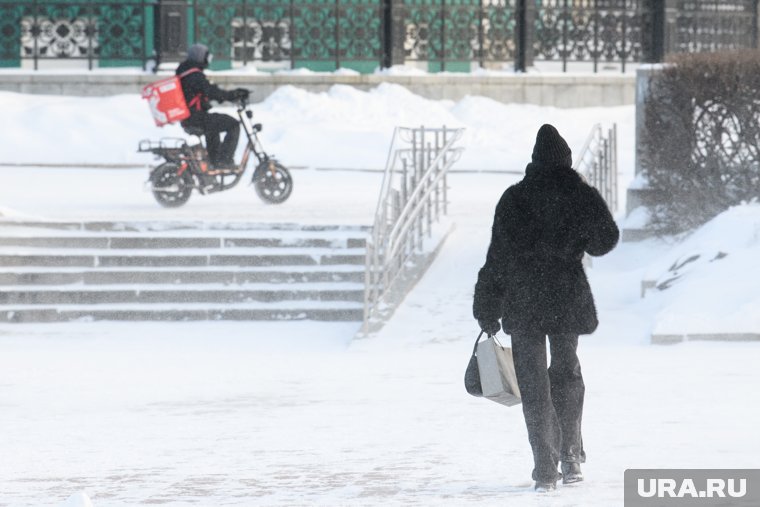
<box><xmin>231</xmin><ymin>88</ymin><xmax>250</xmax><ymax>101</ymax></box>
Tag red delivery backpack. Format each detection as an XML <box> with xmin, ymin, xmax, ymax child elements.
<box><xmin>142</xmin><ymin>68</ymin><xmax>201</xmax><ymax>127</ymax></box>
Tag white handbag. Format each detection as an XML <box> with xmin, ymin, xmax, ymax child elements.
<box><xmin>465</xmin><ymin>332</ymin><xmax>522</xmax><ymax>407</ymax></box>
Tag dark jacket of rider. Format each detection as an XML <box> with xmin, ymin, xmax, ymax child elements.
<box><xmin>174</xmin><ymin>44</ymin><xmax>249</xmax><ymax>168</ymax></box>
<box><xmin>175</xmin><ymin>44</ymin><xmax>244</xmax><ymax>116</ymax></box>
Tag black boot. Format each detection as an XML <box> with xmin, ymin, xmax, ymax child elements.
<box><xmin>561</xmin><ymin>461</ymin><xmax>583</xmax><ymax>484</ymax></box>
<box><xmin>534</xmin><ymin>480</ymin><xmax>557</xmax><ymax>492</ymax></box>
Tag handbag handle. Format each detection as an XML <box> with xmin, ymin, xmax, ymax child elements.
<box><xmin>472</xmin><ymin>330</ymin><xmax>504</xmax><ymax>356</ymax></box>
<box><xmin>472</xmin><ymin>330</ymin><xmax>484</xmax><ymax>355</ymax></box>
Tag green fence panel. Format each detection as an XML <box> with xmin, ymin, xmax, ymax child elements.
<box><xmin>291</xmin><ymin>0</ymin><xmax>382</xmax><ymax>72</ymax></box>
<box><xmin>22</xmin><ymin>2</ymin><xmax>97</xmax><ymax>65</ymax></box>
<box><xmin>291</xmin><ymin>0</ymin><xmax>338</xmax><ymax>69</ymax></box>
<box><xmin>5</xmin><ymin>0</ymin><xmax>152</xmax><ymax>69</ymax></box>
<box><xmin>96</xmin><ymin>1</ymin><xmax>150</xmax><ymax>67</ymax></box>
<box><xmin>239</xmin><ymin>0</ymin><xmax>291</xmax><ymax>65</ymax></box>
<box><xmin>336</xmin><ymin>0</ymin><xmax>383</xmax><ymax>72</ymax></box>
<box><xmin>482</xmin><ymin>0</ymin><xmax>517</xmax><ymax>64</ymax></box>
<box><xmin>404</xmin><ymin>0</ymin><xmax>481</xmax><ymax>72</ymax></box>
<box><xmin>193</xmin><ymin>0</ymin><xmax>238</xmax><ymax>70</ymax></box>
<box><xmin>0</xmin><ymin>4</ymin><xmax>22</xmax><ymax>67</ymax></box>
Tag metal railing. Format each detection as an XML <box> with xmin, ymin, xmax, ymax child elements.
<box><xmin>2</xmin><ymin>1</ymin><xmax>758</xmax><ymax>72</ymax></box>
<box><xmin>0</xmin><ymin>0</ymin><xmax>152</xmax><ymax>70</ymax></box>
<box><xmin>573</xmin><ymin>123</ymin><xmax>618</xmax><ymax>212</ymax></box>
<box><xmin>362</xmin><ymin>126</ymin><xmax>464</xmax><ymax>333</ymax></box>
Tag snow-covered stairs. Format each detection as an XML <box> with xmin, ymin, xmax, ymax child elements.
<box><xmin>0</xmin><ymin>221</ymin><xmax>369</xmax><ymax>323</ymax></box>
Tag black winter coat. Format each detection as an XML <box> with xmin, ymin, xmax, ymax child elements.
<box><xmin>473</xmin><ymin>163</ymin><xmax>619</xmax><ymax>335</ymax></box>
<box><xmin>175</xmin><ymin>60</ymin><xmax>235</xmax><ymax>118</ymax></box>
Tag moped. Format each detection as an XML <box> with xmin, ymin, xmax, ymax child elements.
<box><xmin>139</xmin><ymin>98</ymin><xmax>292</xmax><ymax>208</ymax></box>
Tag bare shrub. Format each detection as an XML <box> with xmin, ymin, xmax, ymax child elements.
<box><xmin>640</xmin><ymin>50</ymin><xmax>760</xmax><ymax>235</ymax></box>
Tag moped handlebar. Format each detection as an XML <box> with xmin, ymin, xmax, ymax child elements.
<box><xmin>233</xmin><ymin>89</ymin><xmax>251</xmax><ymax>109</ymax></box>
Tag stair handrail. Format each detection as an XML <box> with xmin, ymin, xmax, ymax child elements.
<box><xmin>573</xmin><ymin>123</ymin><xmax>618</xmax><ymax>212</ymax></box>
<box><xmin>363</xmin><ymin>126</ymin><xmax>465</xmax><ymax>332</ymax></box>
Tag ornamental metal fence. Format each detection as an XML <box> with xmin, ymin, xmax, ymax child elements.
<box><xmin>0</xmin><ymin>0</ymin><xmax>757</xmax><ymax>72</ymax></box>
<box><xmin>0</xmin><ymin>0</ymin><xmax>151</xmax><ymax>69</ymax></box>
<box><xmin>193</xmin><ymin>0</ymin><xmax>385</xmax><ymax>72</ymax></box>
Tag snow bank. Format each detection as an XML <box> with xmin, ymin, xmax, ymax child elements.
<box><xmin>0</xmin><ymin>85</ymin><xmax>635</xmax><ymax>179</ymax></box>
<box><xmin>59</xmin><ymin>492</ymin><xmax>94</xmax><ymax>507</ymax></box>
<box><xmin>641</xmin><ymin>203</ymin><xmax>760</xmax><ymax>338</ymax></box>
<box><xmin>0</xmin><ymin>83</ymin><xmax>758</xmax><ymax>506</ymax></box>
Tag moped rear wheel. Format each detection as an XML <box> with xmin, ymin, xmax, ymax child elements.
<box><xmin>252</xmin><ymin>159</ymin><xmax>293</xmax><ymax>204</ymax></box>
<box><xmin>150</xmin><ymin>163</ymin><xmax>194</xmax><ymax>208</ymax></box>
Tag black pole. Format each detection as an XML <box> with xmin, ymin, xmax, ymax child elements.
<box><xmin>335</xmin><ymin>0</ymin><xmax>340</xmax><ymax>69</ymax></box>
<box><xmin>289</xmin><ymin>0</ymin><xmax>295</xmax><ymax>69</ymax></box>
<box><xmin>33</xmin><ymin>0</ymin><xmax>38</xmax><ymax>70</ymax></box>
<box><xmin>478</xmin><ymin>0</ymin><xmax>484</xmax><ymax>68</ymax></box>
<box><xmin>382</xmin><ymin>0</ymin><xmax>405</xmax><ymax>68</ymax></box>
<box><xmin>643</xmin><ymin>0</ymin><xmax>665</xmax><ymax>63</ymax></box>
<box><xmin>87</xmin><ymin>0</ymin><xmax>93</xmax><ymax>71</ymax></box>
<box><xmin>515</xmin><ymin>0</ymin><xmax>526</xmax><ymax>72</ymax></box>
<box><xmin>621</xmin><ymin>0</ymin><xmax>626</xmax><ymax>73</ymax></box>
<box><xmin>382</xmin><ymin>0</ymin><xmax>390</xmax><ymax>68</ymax></box>
<box><xmin>141</xmin><ymin>0</ymin><xmax>147</xmax><ymax>70</ymax></box>
<box><xmin>753</xmin><ymin>0</ymin><xmax>759</xmax><ymax>49</ymax></box>
<box><xmin>193</xmin><ymin>0</ymin><xmax>198</xmax><ymax>46</ymax></box>
<box><xmin>562</xmin><ymin>0</ymin><xmax>568</xmax><ymax>72</ymax></box>
<box><xmin>440</xmin><ymin>0</ymin><xmax>445</xmax><ymax>71</ymax></box>
<box><xmin>242</xmin><ymin>0</ymin><xmax>247</xmax><ymax>66</ymax></box>
<box><xmin>593</xmin><ymin>0</ymin><xmax>598</xmax><ymax>73</ymax></box>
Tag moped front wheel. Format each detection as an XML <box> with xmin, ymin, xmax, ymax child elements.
<box><xmin>252</xmin><ymin>159</ymin><xmax>293</xmax><ymax>204</ymax></box>
<box><xmin>150</xmin><ymin>163</ymin><xmax>194</xmax><ymax>208</ymax></box>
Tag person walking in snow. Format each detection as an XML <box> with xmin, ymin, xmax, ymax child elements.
<box><xmin>176</xmin><ymin>43</ymin><xmax>250</xmax><ymax>170</ymax></box>
<box><xmin>472</xmin><ymin>124</ymin><xmax>619</xmax><ymax>492</ymax></box>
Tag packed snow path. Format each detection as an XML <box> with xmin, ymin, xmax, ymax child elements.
<box><xmin>1</xmin><ymin>172</ymin><xmax>758</xmax><ymax>506</ymax></box>
<box><xmin>1</xmin><ymin>88</ymin><xmax>757</xmax><ymax>505</ymax></box>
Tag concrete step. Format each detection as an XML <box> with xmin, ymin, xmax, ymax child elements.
<box><xmin>622</xmin><ymin>228</ymin><xmax>657</xmax><ymax>242</ymax></box>
<box><xmin>0</xmin><ymin>268</ymin><xmax>365</xmax><ymax>285</ymax></box>
<box><xmin>0</xmin><ymin>220</ymin><xmax>371</xmax><ymax>234</ymax></box>
<box><xmin>0</xmin><ymin>305</ymin><xmax>364</xmax><ymax>323</ymax></box>
<box><xmin>0</xmin><ymin>220</ymin><xmax>370</xmax><ymax>323</ymax></box>
<box><xmin>0</xmin><ymin>252</ymin><xmax>365</xmax><ymax>268</ymax></box>
<box><xmin>0</xmin><ymin>285</ymin><xmax>364</xmax><ymax>304</ymax></box>
<box><xmin>0</xmin><ymin>236</ymin><xmax>366</xmax><ymax>249</ymax></box>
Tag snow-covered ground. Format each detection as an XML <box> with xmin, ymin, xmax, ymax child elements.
<box><xmin>0</xmin><ymin>87</ymin><xmax>758</xmax><ymax>506</ymax></box>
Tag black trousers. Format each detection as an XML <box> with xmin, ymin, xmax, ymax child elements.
<box><xmin>184</xmin><ymin>112</ymin><xmax>240</xmax><ymax>167</ymax></box>
<box><xmin>511</xmin><ymin>331</ymin><xmax>586</xmax><ymax>483</ymax></box>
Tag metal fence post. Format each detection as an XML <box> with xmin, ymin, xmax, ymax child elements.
<box><xmin>242</xmin><ymin>0</ymin><xmax>248</xmax><ymax>66</ymax></box>
<box><xmin>515</xmin><ymin>0</ymin><xmax>527</xmax><ymax>71</ymax></box>
<box><xmin>337</xmin><ymin>0</ymin><xmax>343</xmax><ymax>68</ymax></box>
<box><xmin>515</xmin><ymin>0</ymin><xmax>536</xmax><ymax>72</ymax></box>
<box><xmin>440</xmin><ymin>0</ymin><xmax>445</xmax><ymax>71</ymax></box>
<box><xmin>561</xmin><ymin>0</ymin><xmax>568</xmax><ymax>72</ymax></box>
<box><xmin>754</xmin><ymin>0</ymin><xmax>759</xmax><ymax>49</ymax></box>
<box><xmin>33</xmin><ymin>0</ymin><xmax>38</xmax><ymax>70</ymax></box>
<box><xmin>477</xmin><ymin>0</ymin><xmax>484</xmax><ymax>68</ymax></box>
<box><xmin>643</xmin><ymin>0</ymin><xmax>665</xmax><ymax>63</ymax></box>
<box><xmin>621</xmin><ymin>0</ymin><xmax>627</xmax><ymax>73</ymax></box>
<box><xmin>88</xmin><ymin>1</ymin><xmax>94</xmax><ymax>71</ymax></box>
<box><xmin>289</xmin><ymin>0</ymin><xmax>295</xmax><ymax>69</ymax></box>
<box><xmin>592</xmin><ymin>0</ymin><xmax>599</xmax><ymax>73</ymax></box>
<box><xmin>142</xmin><ymin>0</ymin><xmax>148</xmax><ymax>70</ymax></box>
<box><xmin>382</xmin><ymin>0</ymin><xmax>405</xmax><ymax>68</ymax></box>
